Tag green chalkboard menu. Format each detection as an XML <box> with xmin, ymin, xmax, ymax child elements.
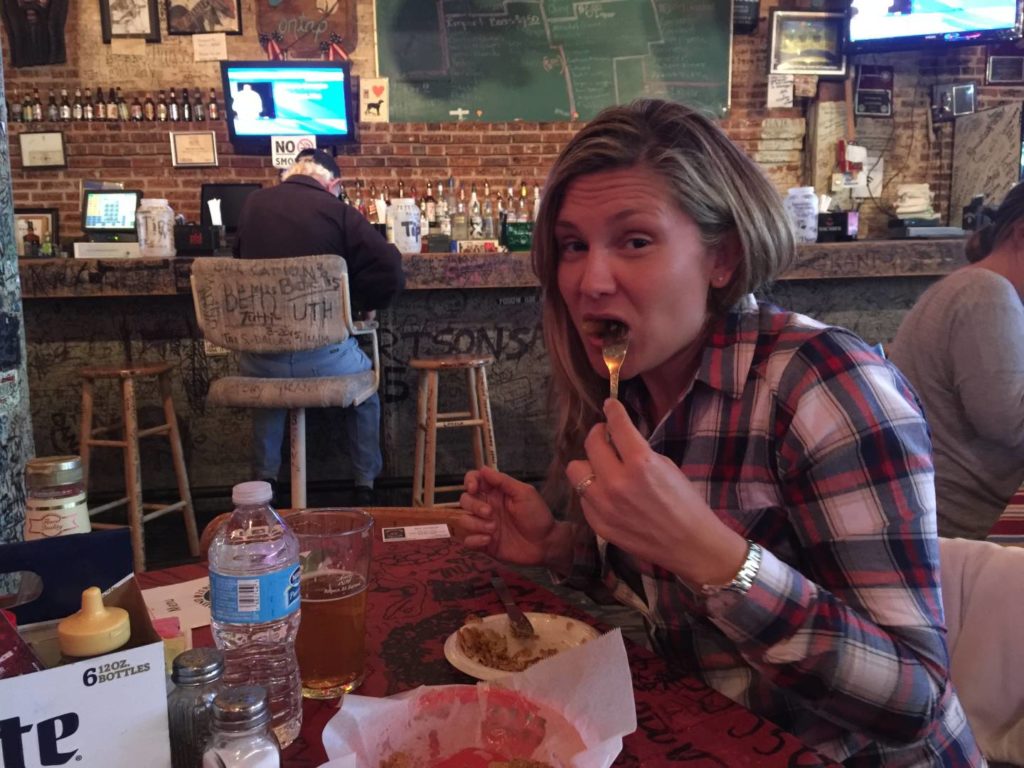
<box><xmin>374</xmin><ymin>0</ymin><xmax>732</xmax><ymax>123</ymax></box>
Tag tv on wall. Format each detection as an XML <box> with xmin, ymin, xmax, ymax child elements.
<box><xmin>847</xmin><ymin>0</ymin><xmax>1022</xmax><ymax>54</ymax></box>
<box><xmin>220</xmin><ymin>60</ymin><xmax>357</xmax><ymax>155</ymax></box>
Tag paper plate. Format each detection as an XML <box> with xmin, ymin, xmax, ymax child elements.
<box><xmin>444</xmin><ymin>612</ymin><xmax>600</xmax><ymax>681</ymax></box>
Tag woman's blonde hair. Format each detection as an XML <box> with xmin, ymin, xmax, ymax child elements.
<box><xmin>531</xmin><ymin>99</ymin><xmax>796</xmax><ymax>510</ymax></box>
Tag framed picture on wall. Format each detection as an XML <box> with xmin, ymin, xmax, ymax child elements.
<box><xmin>19</xmin><ymin>131</ymin><xmax>66</xmax><ymax>170</ymax></box>
<box><xmin>170</xmin><ymin>131</ymin><xmax>219</xmax><ymax>167</ymax></box>
<box><xmin>166</xmin><ymin>0</ymin><xmax>242</xmax><ymax>35</ymax></box>
<box><xmin>99</xmin><ymin>0</ymin><xmax>161</xmax><ymax>43</ymax></box>
<box><xmin>769</xmin><ymin>10</ymin><xmax>847</xmax><ymax>77</ymax></box>
<box><xmin>13</xmin><ymin>208</ymin><xmax>59</xmax><ymax>258</ymax></box>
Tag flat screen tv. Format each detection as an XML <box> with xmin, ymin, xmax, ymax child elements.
<box><xmin>82</xmin><ymin>189</ymin><xmax>143</xmax><ymax>241</ymax></box>
<box><xmin>848</xmin><ymin>0</ymin><xmax>1022</xmax><ymax>53</ymax></box>
<box><xmin>220</xmin><ymin>60</ymin><xmax>357</xmax><ymax>155</ymax></box>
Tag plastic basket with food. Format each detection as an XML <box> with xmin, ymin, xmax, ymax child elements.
<box><xmin>321</xmin><ymin>630</ymin><xmax>635</xmax><ymax>768</ymax></box>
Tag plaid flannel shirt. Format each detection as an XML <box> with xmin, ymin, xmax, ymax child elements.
<box><xmin>570</xmin><ymin>301</ymin><xmax>983</xmax><ymax>766</ymax></box>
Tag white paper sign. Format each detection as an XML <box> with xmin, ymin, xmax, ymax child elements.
<box><xmin>381</xmin><ymin>524</ymin><xmax>451</xmax><ymax>542</ymax></box>
<box><xmin>142</xmin><ymin>576</ymin><xmax>212</xmax><ymax>629</ymax></box>
<box><xmin>270</xmin><ymin>135</ymin><xmax>316</xmax><ymax>169</ymax></box>
<box><xmin>192</xmin><ymin>33</ymin><xmax>227</xmax><ymax>62</ymax></box>
<box><xmin>853</xmin><ymin>155</ymin><xmax>884</xmax><ymax>199</ymax></box>
<box><xmin>767</xmin><ymin>74</ymin><xmax>794</xmax><ymax>109</ymax></box>
<box><xmin>360</xmin><ymin>77</ymin><xmax>389</xmax><ymax>123</ymax></box>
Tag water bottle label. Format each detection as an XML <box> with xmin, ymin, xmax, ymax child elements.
<box><xmin>209</xmin><ymin>564</ymin><xmax>300</xmax><ymax>624</ymax></box>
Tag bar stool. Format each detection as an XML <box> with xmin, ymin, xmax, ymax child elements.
<box><xmin>79</xmin><ymin>361</ymin><xmax>200</xmax><ymax>572</ymax></box>
<box><xmin>411</xmin><ymin>354</ymin><xmax>498</xmax><ymax>507</ymax></box>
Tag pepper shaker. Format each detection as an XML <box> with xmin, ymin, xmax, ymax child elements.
<box><xmin>168</xmin><ymin>648</ymin><xmax>225</xmax><ymax>768</ymax></box>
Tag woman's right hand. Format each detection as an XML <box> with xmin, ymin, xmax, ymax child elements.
<box><xmin>457</xmin><ymin>465</ymin><xmax>563</xmax><ymax>567</ymax></box>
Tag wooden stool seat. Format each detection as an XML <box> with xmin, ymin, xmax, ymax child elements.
<box><xmin>410</xmin><ymin>354</ymin><xmax>495</xmax><ymax>371</ymax></box>
<box><xmin>79</xmin><ymin>361</ymin><xmax>199</xmax><ymax>572</ymax></box>
<box><xmin>80</xmin><ymin>361</ymin><xmax>175</xmax><ymax>379</ymax></box>
<box><xmin>411</xmin><ymin>355</ymin><xmax>498</xmax><ymax>507</ymax></box>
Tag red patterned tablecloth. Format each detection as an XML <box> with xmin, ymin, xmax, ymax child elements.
<box><xmin>140</xmin><ymin>538</ymin><xmax>837</xmax><ymax>767</ymax></box>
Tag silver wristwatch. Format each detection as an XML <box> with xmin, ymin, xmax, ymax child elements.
<box><xmin>701</xmin><ymin>540</ymin><xmax>762</xmax><ymax>597</ymax></box>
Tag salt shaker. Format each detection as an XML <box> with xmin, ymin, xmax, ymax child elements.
<box><xmin>201</xmin><ymin>686</ymin><xmax>281</xmax><ymax>768</ymax></box>
<box><xmin>168</xmin><ymin>648</ymin><xmax>225</xmax><ymax>768</ymax></box>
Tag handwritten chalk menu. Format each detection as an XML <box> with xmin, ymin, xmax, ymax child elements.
<box><xmin>374</xmin><ymin>0</ymin><xmax>731</xmax><ymax>123</ymax></box>
<box><xmin>192</xmin><ymin>256</ymin><xmax>349</xmax><ymax>353</ymax></box>
<box><xmin>950</xmin><ymin>102</ymin><xmax>1023</xmax><ymax>222</ymax></box>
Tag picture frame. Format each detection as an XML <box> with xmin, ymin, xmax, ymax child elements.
<box><xmin>170</xmin><ymin>131</ymin><xmax>219</xmax><ymax>167</ymax></box>
<box><xmin>19</xmin><ymin>131</ymin><xmax>66</xmax><ymax>170</ymax></box>
<box><xmin>14</xmin><ymin>208</ymin><xmax>59</xmax><ymax>258</ymax></box>
<box><xmin>166</xmin><ymin>0</ymin><xmax>242</xmax><ymax>35</ymax></box>
<box><xmin>769</xmin><ymin>10</ymin><xmax>847</xmax><ymax>77</ymax></box>
<box><xmin>99</xmin><ymin>0</ymin><xmax>161</xmax><ymax>43</ymax></box>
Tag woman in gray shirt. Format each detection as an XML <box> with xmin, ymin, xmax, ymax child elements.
<box><xmin>890</xmin><ymin>182</ymin><xmax>1024</xmax><ymax>538</ymax></box>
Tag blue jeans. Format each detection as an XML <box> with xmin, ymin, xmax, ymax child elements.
<box><xmin>238</xmin><ymin>338</ymin><xmax>383</xmax><ymax>488</ymax></box>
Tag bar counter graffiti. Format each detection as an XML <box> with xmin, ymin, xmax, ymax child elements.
<box><xmin>18</xmin><ymin>240</ymin><xmax>968</xmax><ymax>497</ymax></box>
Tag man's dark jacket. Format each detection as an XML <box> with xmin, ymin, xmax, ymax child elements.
<box><xmin>234</xmin><ymin>175</ymin><xmax>405</xmax><ymax>312</ymax></box>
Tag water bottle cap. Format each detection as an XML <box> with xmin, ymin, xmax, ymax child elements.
<box><xmin>172</xmin><ymin>647</ymin><xmax>225</xmax><ymax>685</ymax></box>
<box><xmin>232</xmin><ymin>480</ymin><xmax>273</xmax><ymax>505</ymax></box>
<box><xmin>788</xmin><ymin>186</ymin><xmax>816</xmax><ymax>196</ymax></box>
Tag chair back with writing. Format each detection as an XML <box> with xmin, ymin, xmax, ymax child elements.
<box><xmin>190</xmin><ymin>254</ymin><xmax>356</xmax><ymax>354</ymax></box>
<box><xmin>940</xmin><ymin>536</ymin><xmax>1024</xmax><ymax>763</ymax></box>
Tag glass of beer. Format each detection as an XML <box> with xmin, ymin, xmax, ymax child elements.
<box><xmin>289</xmin><ymin>509</ymin><xmax>374</xmax><ymax>700</ymax></box>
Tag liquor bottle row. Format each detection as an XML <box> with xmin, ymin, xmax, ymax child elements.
<box><xmin>7</xmin><ymin>86</ymin><xmax>220</xmax><ymax>124</ymax></box>
<box><xmin>343</xmin><ymin>178</ymin><xmax>542</xmax><ymax>241</ymax></box>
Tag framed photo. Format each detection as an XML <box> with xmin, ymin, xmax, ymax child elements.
<box><xmin>855</xmin><ymin>65</ymin><xmax>894</xmax><ymax>117</ymax></box>
<box><xmin>19</xmin><ymin>131</ymin><xmax>66</xmax><ymax>170</ymax></box>
<box><xmin>99</xmin><ymin>0</ymin><xmax>161</xmax><ymax>42</ymax></box>
<box><xmin>166</xmin><ymin>0</ymin><xmax>242</xmax><ymax>35</ymax></box>
<box><xmin>14</xmin><ymin>208</ymin><xmax>59</xmax><ymax>258</ymax></box>
<box><xmin>769</xmin><ymin>10</ymin><xmax>847</xmax><ymax>77</ymax></box>
<box><xmin>170</xmin><ymin>131</ymin><xmax>219</xmax><ymax>167</ymax></box>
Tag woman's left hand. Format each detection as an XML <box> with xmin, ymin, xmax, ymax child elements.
<box><xmin>566</xmin><ymin>399</ymin><xmax>747</xmax><ymax>587</ymax></box>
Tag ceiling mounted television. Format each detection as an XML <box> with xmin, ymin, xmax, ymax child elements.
<box><xmin>847</xmin><ymin>0</ymin><xmax>1022</xmax><ymax>54</ymax></box>
<box><xmin>220</xmin><ymin>60</ymin><xmax>357</xmax><ymax>155</ymax></box>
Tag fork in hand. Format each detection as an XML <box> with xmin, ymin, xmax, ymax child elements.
<box><xmin>601</xmin><ymin>323</ymin><xmax>630</xmax><ymax>401</ymax></box>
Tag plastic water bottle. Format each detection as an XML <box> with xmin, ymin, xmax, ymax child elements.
<box><xmin>208</xmin><ymin>481</ymin><xmax>302</xmax><ymax>748</ymax></box>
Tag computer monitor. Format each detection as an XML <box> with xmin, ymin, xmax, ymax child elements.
<box><xmin>199</xmin><ymin>183</ymin><xmax>262</xmax><ymax>234</ymax></box>
<box><xmin>82</xmin><ymin>189</ymin><xmax>143</xmax><ymax>242</ymax></box>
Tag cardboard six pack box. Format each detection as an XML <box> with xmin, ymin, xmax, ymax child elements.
<box><xmin>0</xmin><ymin>532</ymin><xmax>171</xmax><ymax>768</ymax></box>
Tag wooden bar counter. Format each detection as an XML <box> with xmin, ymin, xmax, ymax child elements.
<box><xmin>18</xmin><ymin>239</ymin><xmax>966</xmax><ymax>496</ymax></box>
<box><xmin>18</xmin><ymin>239</ymin><xmax>966</xmax><ymax>299</ymax></box>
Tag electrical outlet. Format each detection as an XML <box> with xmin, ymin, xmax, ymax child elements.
<box><xmin>932</xmin><ymin>83</ymin><xmax>977</xmax><ymax>123</ymax></box>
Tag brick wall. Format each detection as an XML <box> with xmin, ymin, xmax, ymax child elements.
<box><xmin>3</xmin><ymin>0</ymin><xmax>1024</xmax><ymax>243</ymax></box>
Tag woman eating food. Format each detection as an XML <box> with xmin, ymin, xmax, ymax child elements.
<box><xmin>458</xmin><ymin>99</ymin><xmax>982</xmax><ymax>766</ymax></box>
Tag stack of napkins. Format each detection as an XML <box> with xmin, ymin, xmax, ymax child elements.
<box><xmin>894</xmin><ymin>183</ymin><xmax>939</xmax><ymax>222</ymax></box>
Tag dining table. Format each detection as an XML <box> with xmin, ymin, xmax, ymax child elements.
<box><xmin>141</xmin><ymin>507</ymin><xmax>838</xmax><ymax>767</ymax></box>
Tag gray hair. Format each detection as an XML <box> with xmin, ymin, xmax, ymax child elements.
<box><xmin>281</xmin><ymin>158</ymin><xmax>336</xmax><ymax>187</ymax></box>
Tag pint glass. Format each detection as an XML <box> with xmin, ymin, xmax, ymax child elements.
<box><xmin>290</xmin><ymin>509</ymin><xmax>374</xmax><ymax>699</ymax></box>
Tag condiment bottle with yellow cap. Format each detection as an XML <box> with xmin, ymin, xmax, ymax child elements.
<box><xmin>58</xmin><ymin>587</ymin><xmax>131</xmax><ymax>662</ymax></box>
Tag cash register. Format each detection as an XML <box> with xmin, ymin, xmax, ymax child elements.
<box><xmin>73</xmin><ymin>189</ymin><xmax>143</xmax><ymax>258</ymax></box>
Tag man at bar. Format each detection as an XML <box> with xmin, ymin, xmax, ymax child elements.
<box><xmin>233</xmin><ymin>149</ymin><xmax>404</xmax><ymax>506</ymax></box>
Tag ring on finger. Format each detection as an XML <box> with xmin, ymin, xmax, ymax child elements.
<box><xmin>574</xmin><ymin>473</ymin><xmax>597</xmax><ymax>497</ymax></box>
